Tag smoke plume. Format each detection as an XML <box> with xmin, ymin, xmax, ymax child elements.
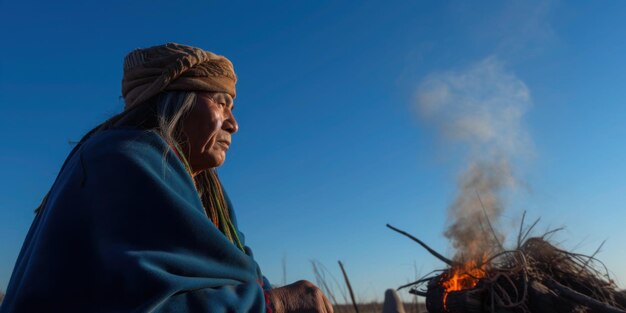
<box><xmin>415</xmin><ymin>57</ymin><xmax>532</xmax><ymax>262</ymax></box>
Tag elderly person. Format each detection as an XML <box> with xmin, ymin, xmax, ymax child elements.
<box><xmin>1</xmin><ymin>43</ymin><xmax>333</xmax><ymax>313</ymax></box>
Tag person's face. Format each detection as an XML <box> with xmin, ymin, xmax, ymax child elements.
<box><xmin>181</xmin><ymin>92</ymin><xmax>238</xmax><ymax>175</ymax></box>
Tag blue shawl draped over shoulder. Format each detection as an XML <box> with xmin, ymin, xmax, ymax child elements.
<box><xmin>1</xmin><ymin>128</ymin><xmax>271</xmax><ymax>313</ymax></box>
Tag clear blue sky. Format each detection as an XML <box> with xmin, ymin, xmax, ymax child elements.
<box><xmin>1</xmin><ymin>0</ymin><xmax>625</xmax><ymax>302</ymax></box>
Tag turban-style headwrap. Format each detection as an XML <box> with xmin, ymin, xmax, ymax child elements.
<box><xmin>121</xmin><ymin>43</ymin><xmax>237</xmax><ymax>109</ymax></box>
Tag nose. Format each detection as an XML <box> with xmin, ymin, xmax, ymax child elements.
<box><xmin>223</xmin><ymin>109</ymin><xmax>238</xmax><ymax>134</ymax></box>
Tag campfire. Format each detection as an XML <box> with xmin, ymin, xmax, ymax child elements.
<box><xmin>407</xmin><ymin>55</ymin><xmax>626</xmax><ymax>312</ymax></box>
<box><xmin>436</xmin><ymin>257</ymin><xmax>487</xmax><ymax>312</ymax></box>
<box><xmin>388</xmin><ymin>221</ymin><xmax>626</xmax><ymax>313</ymax></box>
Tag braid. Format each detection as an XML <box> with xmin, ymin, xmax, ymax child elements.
<box><xmin>196</xmin><ymin>170</ymin><xmax>245</xmax><ymax>252</ymax></box>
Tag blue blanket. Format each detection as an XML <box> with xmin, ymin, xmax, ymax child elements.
<box><xmin>1</xmin><ymin>129</ymin><xmax>270</xmax><ymax>312</ymax></box>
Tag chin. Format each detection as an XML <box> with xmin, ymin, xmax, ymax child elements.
<box><xmin>207</xmin><ymin>156</ymin><xmax>226</xmax><ymax>169</ymax></box>
<box><xmin>212</xmin><ymin>160</ymin><xmax>226</xmax><ymax>168</ymax></box>
<box><xmin>190</xmin><ymin>159</ymin><xmax>222</xmax><ymax>173</ymax></box>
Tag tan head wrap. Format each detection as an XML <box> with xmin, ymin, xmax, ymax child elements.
<box><xmin>121</xmin><ymin>43</ymin><xmax>237</xmax><ymax>109</ymax></box>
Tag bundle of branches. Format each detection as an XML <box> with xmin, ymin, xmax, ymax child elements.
<box><xmin>388</xmin><ymin>223</ymin><xmax>626</xmax><ymax>313</ymax></box>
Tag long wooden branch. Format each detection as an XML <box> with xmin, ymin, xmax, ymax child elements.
<box><xmin>386</xmin><ymin>224</ymin><xmax>456</xmax><ymax>266</ymax></box>
<box><xmin>338</xmin><ymin>261</ymin><xmax>360</xmax><ymax>313</ymax></box>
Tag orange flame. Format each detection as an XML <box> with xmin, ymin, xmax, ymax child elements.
<box><xmin>441</xmin><ymin>258</ymin><xmax>487</xmax><ymax>311</ymax></box>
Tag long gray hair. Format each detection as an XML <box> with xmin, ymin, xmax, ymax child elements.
<box><xmin>100</xmin><ymin>91</ymin><xmax>198</xmax><ymax>153</ymax></box>
<box><xmin>38</xmin><ymin>92</ymin><xmax>212</xmax><ymax>216</ymax></box>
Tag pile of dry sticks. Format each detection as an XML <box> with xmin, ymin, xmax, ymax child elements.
<box><xmin>388</xmin><ymin>216</ymin><xmax>626</xmax><ymax>313</ymax></box>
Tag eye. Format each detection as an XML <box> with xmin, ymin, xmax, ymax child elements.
<box><xmin>211</xmin><ymin>93</ymin><xmax>233</xmax><ymax>108</ymax></box>
<box><xmin>211</xmin><ymin>98</ymin><xmax>226</xmax><ymax>107</ymax></box>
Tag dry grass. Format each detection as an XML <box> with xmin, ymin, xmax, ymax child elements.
<box><xmin>333</xmin><ymin>302</ymin><xmax>426</xmax><ymax>313</ymax></box>
<box><xmin>311</xmin><ymin>260</ymin><xmax>427</xmax><ymax>313</ymax></box>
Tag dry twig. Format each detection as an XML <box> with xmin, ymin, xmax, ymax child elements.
<box><xmin>386</xmin><ymin>224</ymin><xmax>456</xmax><ymax>266</ymax></box>
<box><xmin>338</xmin><ymin>261</ymin><xmax>360</xmax><ymax>313</ymax></box>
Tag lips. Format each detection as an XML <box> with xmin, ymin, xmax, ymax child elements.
<box><xmin>217</xmin><ymin>140</ymin><xmax>230</xmax><ymax>148</ymax></box>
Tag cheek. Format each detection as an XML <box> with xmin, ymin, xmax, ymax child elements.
<box><xmin>210</xmin><ymin>116</ymin><xmax>223</xmax><ymax>133</ymax></box>
<box><xmin>198</xmin><ymin>111</ymin><xmax>222</xmax><ymax>148</ymax></box>
<box><xmin>184</xmin><ymin>111</ymin><xmax>221</xmax><ymax>148</ymax></box>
